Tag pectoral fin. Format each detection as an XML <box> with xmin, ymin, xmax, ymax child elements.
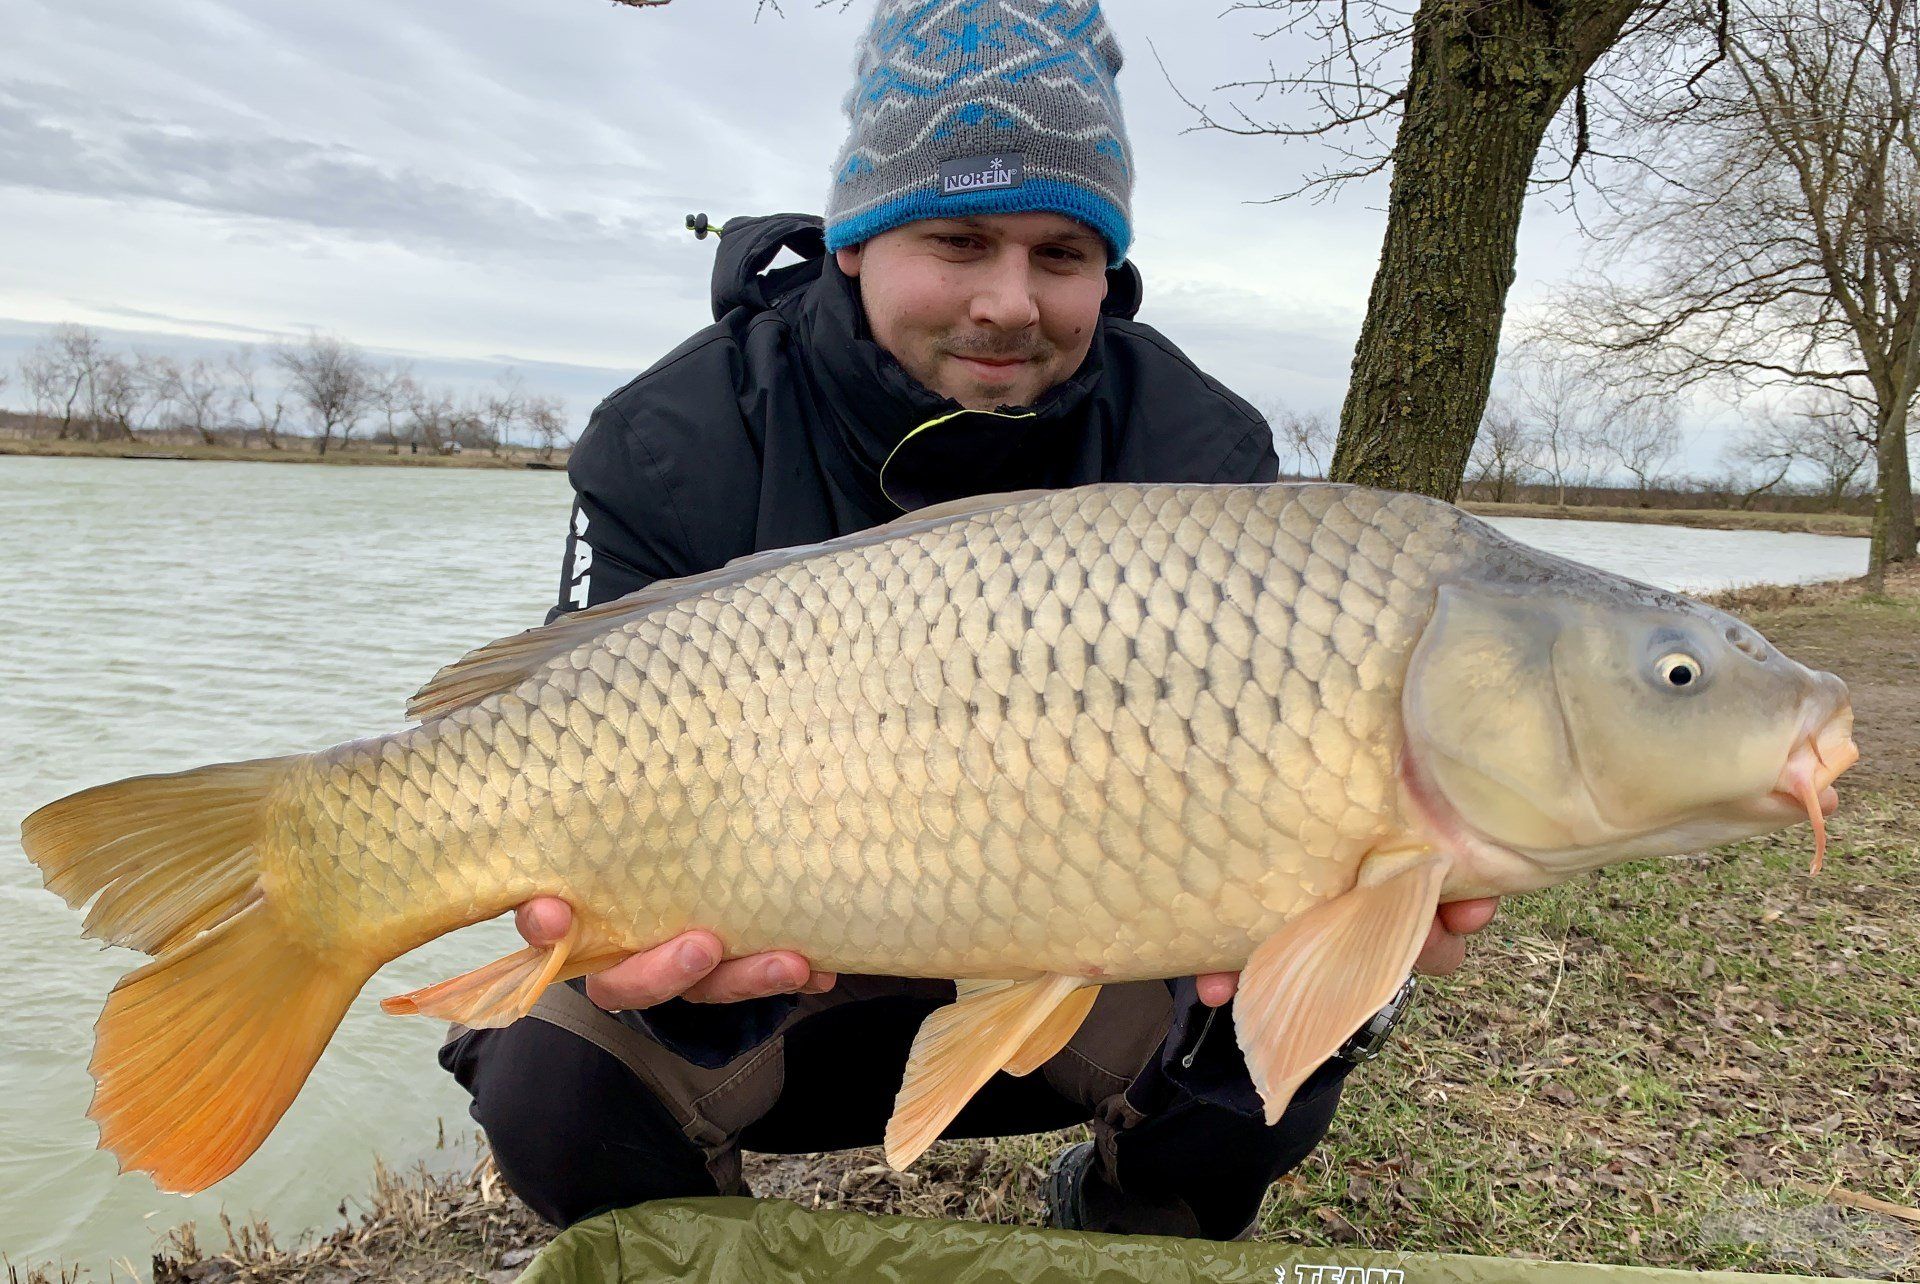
<box><xmin>1235</xmin><ymin>854</ymin><xmax>1448</xmax><ymax>1123</ymax></box>
<box><xmin>884</xmin><ymin>974</ymin><xmax>1092</xmax><ymax>1169</ymax></box>
<box><xmin>381</xmin><ymin>918</ymin><xmax>582</xmax><ymax>1028</ymax></box>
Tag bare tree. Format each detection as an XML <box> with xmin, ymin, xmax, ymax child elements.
<box><xmin>92</xmin><ymin>353</ymin><xmax>165</xmax><ymax>440</ymax></box>
<box><xmin>36</xmin><ymin>324</ymin><xmax>110</xmax><ymax>439</ymax></box>
<box><xmin>448</xmin><ymin>394</ymin><xmax>494</xmax><ymax>453</ymax></box>
<box><xmin>1595</xmin><ymin>398</ymin><xmax>1681</xmax><ymax>504</ymax></box>
<box><xmin>369</xmin><ymin>363</ymin><xmax>418</xmax><ymax>455</ymax></box>
<box><xmin>1466</xmin><ymin>396</ymin><xmax>1536</xmax><ymax>502</ymax></box>
<box><xmin>1729</xmin><ymin>390</ymin><xmax>1875</xmax><ymax>509</ymax></box>
<box><xmin>524</xmin><ymin>394</ymin><xmax>571</xmax><ymax>462</ymax></box>
<box><xmin>227</xmin><ymin>347</ymin><xmax>288</xmax><ymax>449</ymax></box>
<box><xmin>1261</xmin><ymin>400</ymin><xmax>1336</xmax><ymax>478</ymax></box>
<box><xmin>154</xmin><ymin>357</ymin><xmax>233</xmax><ymax>446</ymax></box>
<box><xmin>405</xmin><ymin>383</ymin><xmax>457</xmax><ymax>454</ymax></box>
<box><xmin>18</xmin><ymin>347</ymin><xmax>65</xmax><ymax>425</ymax></box>
<box><xmin>274</xmin><ymin>333</ymin><xmax>374</xmax><ymax>456</ymax></box>
<box><xmin>1507</xmin><ymin>346</ymin><xmax>1604</xmax><ymax>505</ymax></box>
<box><xmin>479</xmin><ymin>370</ymin><xmax>529</xmax><ymax>458</ymax></box>
<box><xmin>1544</xmin><ymin>0</ymin><xmax>1919</xmax><ymax>575</ymax></box>
<box><xmin>1793</xmin><ymin>394</ymin><xmax>1878</xmax><ymax>507</ymax></box>
<box><xmin>1722</xmin><ymin>417</ymin><xmax>1799</xmax><ymax>509</ymax></box>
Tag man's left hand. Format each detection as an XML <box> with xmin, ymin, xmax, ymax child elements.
<box><xmin>1193</xmin><ymin>897</ymin><xmax>1500</xmax><ymax>1008</ymax></box>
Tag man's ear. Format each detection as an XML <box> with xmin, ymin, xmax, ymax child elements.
<box><xmin>834</xmin><ymin>245</ymin><xmax>863</xmax><ymax>278</ymax></box>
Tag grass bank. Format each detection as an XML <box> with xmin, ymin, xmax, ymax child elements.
<box><xmin>1464</xmin><ymin>500</ymin><xmax>1871</xmax><ymax>538</ymax></box>
<box><xmin>15</xmin><ymin>573</ymin><xmax>1917</xmax><ymax>1283</ymax></box>
<box><xmin>0</xmin><ymin>438</ymin><xmax>566</xmax><ymax>471</ymax></box>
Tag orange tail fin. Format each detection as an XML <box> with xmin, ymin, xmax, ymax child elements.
<box><xmin>22</xmin><ymin>757</ymin><xmax>374</xmax><ymax>1192</ymax></box>
<box><xmin>88</xmin><ymin>898</ymin><xmax>365</xmax><ymax>1191</ymax></box>
<box><xmin>25</xmin><ymin>757</ymin><xmax>300</xmax><ymax>956</ymax></box>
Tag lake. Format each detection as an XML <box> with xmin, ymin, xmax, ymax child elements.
<box><xmin>0</xmin><ymin>457</ymin><xmax>1868</xmax><ymax>1267</ymax></box>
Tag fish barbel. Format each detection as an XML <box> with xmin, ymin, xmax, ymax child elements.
<box><xmin>22</xmin><ymin>483</ymin><xmax>1856</xmax><ymax>1192</ymax></box>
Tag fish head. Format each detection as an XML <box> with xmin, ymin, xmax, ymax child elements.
<box><xmin>1402</xmin><ymin>579</ymin><xmax>1856</xmax><ymax>883</ymax></box>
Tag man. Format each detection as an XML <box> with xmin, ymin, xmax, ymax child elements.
<box><xmin>442</xmin><ymin>0</ymin><xmax>1496</xmax><ymax>1241</ymax></box>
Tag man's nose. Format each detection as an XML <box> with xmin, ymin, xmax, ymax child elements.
<box><xmin>968</xmin><ymin>253</ymin><xmax>1040</xmax><ymax>331</ymax></box>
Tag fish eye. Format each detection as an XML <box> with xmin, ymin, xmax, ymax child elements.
<box><xmin>1656</xmin><ymin>652</ymin><xmax>1702</xmax><ymax>688</ymax></box>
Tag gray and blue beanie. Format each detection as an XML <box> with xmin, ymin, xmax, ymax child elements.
<box><xmin>825</xmin><ymin>0</ymin><xmax>1134</xmax><ymax>264</ymax></box>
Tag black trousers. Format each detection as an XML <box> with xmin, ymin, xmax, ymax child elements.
<box><xmin>441</xmin><ymin>979</ymin><xmax>1345</xmax><ymax>1241</ymax></box>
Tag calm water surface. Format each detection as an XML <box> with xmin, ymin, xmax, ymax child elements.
<box><xmin>0</xmin><ymin>458</ymin><xmax>1867</xmax><ymax>1267</ymax></box>
<box><xmin>1480</xmin><ymin>514</ymin><xmax>1868</xmax><ymax>593</ymax></box>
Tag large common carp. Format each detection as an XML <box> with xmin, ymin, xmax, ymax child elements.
<box><xmin>23</xmin><ymin>483</ymin><xmax>1856</xmax><ymax>1193</ymax></box>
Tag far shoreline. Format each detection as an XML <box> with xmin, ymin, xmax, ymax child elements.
<box><xmin>0</xmin><ymin>436</ymin><xmax>568</xmax><ymax>471</ymax></box>
<box><xmin>1</xmin><ymin>438</ymin><xmax>1873</xmax><ymax>537</ymax></box>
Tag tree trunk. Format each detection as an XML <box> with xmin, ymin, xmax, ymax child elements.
<box><xmin>57</xmin><ymin>383</ymin><xmax>79</xmax><ymax>440</ymax></box>
<box><xmin>1869</xmin><ymin>405</ymin><xmax>1916</xmax><ymax>574</ymax></box>
<box><xmin>1331</xmin><ymin>0</ymin><xmax>1640</xmax><ymax>497</ymax></box>
<box><xmin>1870</xmin><ymin>320</ymin><xmax>1920</xmax><ymax>574</ymax></box>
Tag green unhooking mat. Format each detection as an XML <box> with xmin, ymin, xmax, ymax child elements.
<box><xmin>517</xmin><ymin>1197</ymin><xmax>1864</xmax><ymax>1284</ymax></box>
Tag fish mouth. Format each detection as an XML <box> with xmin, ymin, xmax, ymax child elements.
<box><xmin>1762</xmin><ymin>701</ymin><xmax>1859</xmax><ymax>875</ymax></box>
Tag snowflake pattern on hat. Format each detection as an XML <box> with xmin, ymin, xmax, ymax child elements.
<box><xmin>826</xmin><ymin>0</ymin><xmax>1134</xmax><ymax>263</ymax></box>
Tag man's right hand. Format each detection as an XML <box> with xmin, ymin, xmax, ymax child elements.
<box><xmin>515</xmin><ymin>898</ymin><xmax>836</xmax><ymax>1011</ymax></box>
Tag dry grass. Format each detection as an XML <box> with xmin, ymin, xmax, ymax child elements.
<box><xmin>1245</xmin><ymin>785</ymin><xmax>1919</xmax><ymax>1277</ymax></box>
<box><xmin>1702</xmin><ymin>561</ymin><xmax>1920</xmax><ymax>614</ymax></box>
<box><xmin>6</xmin><ymin>1264</ymin><xmax>94</xmax><ymax>1284</ymax></box>
<box><xmin>741</xmin><ymin>1134</ymin><xmax>1063</xmax><ymax>1224</ymax></box>
<box><xmin>148</xmin><ymin>1156</ymin><xmax>546</xmax><ymax>1284</ymax></box>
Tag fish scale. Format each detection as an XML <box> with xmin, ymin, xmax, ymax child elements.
<box><xmin>26</xmin><ymin>480</ymin><xmax>1857</xmax><ymax>1191</ymax></box>
<box><xmin>268</xmin><ymin>484</ymin><xmax>1451</xmax><ymax>981</ymax></box>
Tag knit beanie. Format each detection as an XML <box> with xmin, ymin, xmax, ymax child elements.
<box><xmin>825</xmin><ymin>0</ymin><xmax>1135</xmax><ymax>264</ymax></box>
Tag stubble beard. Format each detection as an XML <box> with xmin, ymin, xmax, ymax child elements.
<box><xmin>934</xmin><ymin>331</ymin><xmax>1056</xmax><ymax>411</ymax></box>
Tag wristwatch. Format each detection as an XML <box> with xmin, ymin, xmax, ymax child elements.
<box><xmin>1335</xmin><ymin>975</ymin><xmax>1418</xmax><ymax>1063</ymax></box>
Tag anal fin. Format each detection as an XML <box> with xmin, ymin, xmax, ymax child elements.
<box><xmin>381</xmin><ymin>919</ymin><xmax>581</xmax><ymax>1028</ymax></box>
<box><xmin>1235</xmin><ymin>852</ymin><xmax>1448</xmax><ymax>1123</ymax></box>
<box><xmin>884</xmin><ymin>974</ymin><xmax>1091</xmax><ymax>1169</ymax></box>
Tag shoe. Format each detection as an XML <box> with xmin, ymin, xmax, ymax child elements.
<box><xmin>1043</xmin><ymin>1140</ymin><xmax>1254</xmax><ymax>1240</ymax></box>
<box><xmin>1042</xmin><ymin>1140</ymin><xmax>1098</xmax><ymax>1231</ymax></box>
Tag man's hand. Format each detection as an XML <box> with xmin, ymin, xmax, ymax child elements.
<box><xmin>515</xmin><ymin>898</ymin><xmax>836</xmax><ymax>1012</ymax></box>
<box><xmin>1193</xmin><ymin>897</ymin><xmax>1500</xmax><ymax>1008</ymax></box>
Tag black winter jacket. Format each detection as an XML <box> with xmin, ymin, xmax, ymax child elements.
<box><xmin>549</xmin><ymin>213</ymin><xmax>1350</xmax><ymax>1122</ymax></box>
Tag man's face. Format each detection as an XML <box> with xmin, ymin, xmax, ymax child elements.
<box><xmin>835</xmin><ymin>211</ymin><xmax>1109</xmax><ymax>411</ymax></box>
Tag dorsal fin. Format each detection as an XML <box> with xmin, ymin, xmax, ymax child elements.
<box><xmin>405</xmin><ymin>487</ymin><xmax>1057</xmax><ymax>722</ymax></box>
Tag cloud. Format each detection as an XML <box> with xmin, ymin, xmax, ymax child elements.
<box><xmin>88</xmin><ymin>303</ymin><xmax>296</xmax><ymax>341</ymax></box>
<box><xmin>0</xmin><ymin>80</ymin><xmax>682</xmax><ymax>264</ymax></box>
<box><xmin>1137</xmin><ymin>276</ymin><xmax>1358</xmax><ymax>412</ymax></box>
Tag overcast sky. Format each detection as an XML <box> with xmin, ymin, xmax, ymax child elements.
<box><xmin>0</xmin><ymin>0</ymin><xmax>1732</xmax><ymax>465</ymax></box>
